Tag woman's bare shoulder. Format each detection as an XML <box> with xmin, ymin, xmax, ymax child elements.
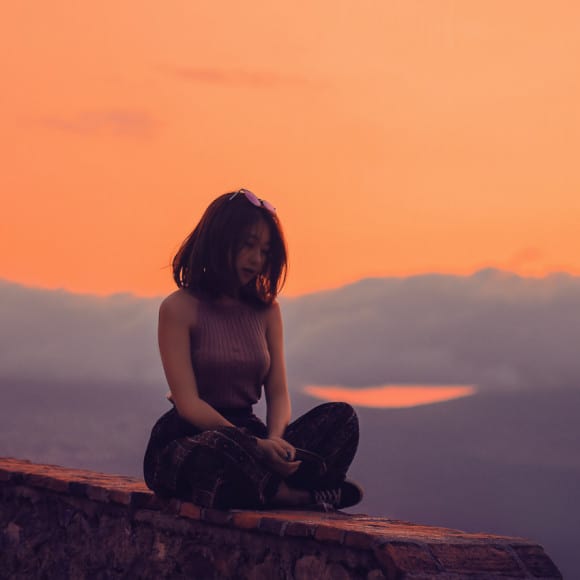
<box><xmin>264</xmin><ymin>299</ymin><xmax>282</xmax><ymax>324</ymax></box>
<box><xmin>159</xmin><ymin>289</ymin><xmax>200</xmax><ymax>326</ymax></box>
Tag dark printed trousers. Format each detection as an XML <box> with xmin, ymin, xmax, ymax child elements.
<box><xmin>143</xmin><ymin>402</ymin><xmax>359</xmax><ymax>509</ymax></box>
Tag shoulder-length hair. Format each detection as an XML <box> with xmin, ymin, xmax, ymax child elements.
<box><xmin>172</xmin><ymin>191</ymin><xmax>288</xmax><ymax>306</ymax></box>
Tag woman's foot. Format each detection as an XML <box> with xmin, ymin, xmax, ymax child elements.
<box><xmin>270</xmin><ymin>480</ymin><xmax>311</xmax><ymax>507</ymax></box>
<box><xmin>311</xmin><ymin>479</ymin><xmax>364</xmax><ymax>511</ymax></box>
<box><xmin>269</xmin><ymin>479</ymin><xmax>363</xmax><ymax>511</ymax></box>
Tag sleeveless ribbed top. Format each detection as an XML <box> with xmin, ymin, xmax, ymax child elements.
<box><xmin>190</xmin><ymin>299</ymin><xmax>271</xmax><ymax>409</ymax></box>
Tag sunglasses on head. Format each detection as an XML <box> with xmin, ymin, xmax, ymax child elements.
<box><xmin>229</xmin><ymin>188</ymin><xmax>276</xmax><ymax>214</ymax></box>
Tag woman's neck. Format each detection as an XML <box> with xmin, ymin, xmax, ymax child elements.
<box><xmin>215</xmin><ymin>293</ymin><xmax>242</xmax><ymax>306</ymax></box>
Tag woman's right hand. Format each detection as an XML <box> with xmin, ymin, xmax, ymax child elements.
<box><xmin>256</xmin><ymin>438</ymin><xmax>302</xmax><ymax>478</ymax></box>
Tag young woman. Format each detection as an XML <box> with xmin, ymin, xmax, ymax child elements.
<box><xmin>143</xmin><ymin>189</ymin><xmax>362</xmax><ymax>511</ymax></box>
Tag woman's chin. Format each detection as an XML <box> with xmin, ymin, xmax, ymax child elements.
<box><xmin>237</xmin><ymin>276</ymin><xmax>255</xmax><ymax>288</ymax></box>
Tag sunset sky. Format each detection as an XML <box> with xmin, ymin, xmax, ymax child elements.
<box><xmin>2</xmin><ymin>1</ymin><xmax>579</xmax><ymax>297</ymax></box>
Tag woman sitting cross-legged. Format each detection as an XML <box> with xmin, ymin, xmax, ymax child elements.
<box><xmin>143</xmin><ymin>189</ymin><xmax>363</xmax><ymax>511</ymax></box>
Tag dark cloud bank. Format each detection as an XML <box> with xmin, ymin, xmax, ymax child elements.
<box><xmin>1</xmin><ymin>270</ymin><xmax>579</xmax><ymax>576</ymax></box>
<box><xmin>282</xmin><ymin>268</ymin><xmax>580</xmax><ymax>391</ymax></box>
<box><xmin>2</xmin><ymin>268</ymin><xmax>579</xmax><ymax>390</ymax></box>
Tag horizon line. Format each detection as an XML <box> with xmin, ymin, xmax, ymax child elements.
<box><xmin>1</xmin><ymin>266</ymin><xmax>579</xmax><ymax>301</ymax></box>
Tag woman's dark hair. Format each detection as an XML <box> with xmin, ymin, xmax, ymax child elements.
<box><xmin>172</xmin><ymin>191</ymin><xmax>288</xmax><ymax>306</ymax></box>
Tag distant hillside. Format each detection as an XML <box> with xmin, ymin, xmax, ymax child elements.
<box><xmin>2</xmin><ymin>270</ymin><xmax>580</xmax><ymax>392</ymax></box>
<box><xmin>281</xmin><ymin>269</ymin><xmax>580</xmax><ymax>391</ymax></box>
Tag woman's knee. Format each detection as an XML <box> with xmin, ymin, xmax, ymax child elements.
<box><xmin>196</xmin><ymin>427</ymin><xmax>238</xmax><ymax>447</ymax></box>
<box><xmin>314</xmin><ymin>401</ymin><xmax>358</xmax><ymax>424</ymax></box>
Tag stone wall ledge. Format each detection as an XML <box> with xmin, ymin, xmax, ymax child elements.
<box><xmin>0</xmin><ymin>457</ymin><xmax>562</xmax><ymax>579</ymax></box>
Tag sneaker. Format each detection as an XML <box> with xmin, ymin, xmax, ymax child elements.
<box><xmin>312</xmin><ymin>479</ymin><xmax>364</xmax><ymax>511</ymax></box>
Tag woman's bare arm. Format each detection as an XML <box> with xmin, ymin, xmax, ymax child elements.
<box><xmin>158</xmin><ymin>291</ymin><xmax>234</xmax><ymax>431</ymax></box>
<box><xmin>263</xmin><ymin>301</ymin><xmax>292</xmax><ymax>440</ymax></box>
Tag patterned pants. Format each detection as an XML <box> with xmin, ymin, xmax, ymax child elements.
<box><xmin>143</xmin><ymin>402</ymin><xmax>359</xmax><ymax>509</ymax></box>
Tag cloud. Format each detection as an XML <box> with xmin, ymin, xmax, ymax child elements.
<box><xmin>0</xmin><ymin>280</ymin><xmax>163</xmax><ymax>387</ymax></box>
<box><xmin>1</xmin><ymin>269</ymin><xmax>579</xmax><ymax>391</ymax></box>
<box><xmin>167</xmin><ymin>66</ymin><xmax>321</xmax><ymax>89</ymax></box>
<box><xmin>281</xmin><ymin>268</ymin><xmax>580</xmax><ymax>391</ymax></box>
<box><xmin>37</xmin><ymin>109</ymin><xmax>159</xmax><ymax>138</ymax></box>
<box><xmin>505</xmin><ymin>246</ymin><xmax>543</xmax><ymax>269</ymax></box>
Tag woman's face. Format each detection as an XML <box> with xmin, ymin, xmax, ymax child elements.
<box><xmin>235</xmin><ymin>219</ymin><xmax>271</xmax><ymax>286</ymax></box>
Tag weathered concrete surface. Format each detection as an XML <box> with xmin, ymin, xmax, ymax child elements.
<box><xmin>0</xmin><ymin>457</ymin><xmax>562</xmax><ymax>579</ymax></box>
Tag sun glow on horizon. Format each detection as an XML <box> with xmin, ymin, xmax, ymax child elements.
<box><xmin>304</xmin><ymin>384</ymin><xmax>477</xmax><ymax>409</ymax></box>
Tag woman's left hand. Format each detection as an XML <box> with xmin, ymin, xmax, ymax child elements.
<box><xmin>266</xmin><ymin>436</ymin><xmax>296</xmax><ymax>462</ymax></box>
<box><xmin>256</xmin><ymin>437</ymin><xmax>300</xmax><ymax>477</ymax></box>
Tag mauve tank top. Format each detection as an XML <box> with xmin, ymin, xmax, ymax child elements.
<box><xmin>190</xmin><ymin>299</ymin><xmax>272</xmax><ymax>409</ymax></box>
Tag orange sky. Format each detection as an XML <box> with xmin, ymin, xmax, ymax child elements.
<box><xmin>1</xmin><ymin>1</ymin><xmax>579</xmax><ymax>297</ymax></box>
